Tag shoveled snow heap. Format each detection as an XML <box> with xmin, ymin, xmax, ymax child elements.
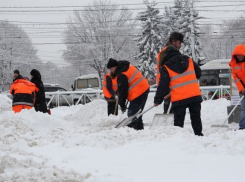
<box><xmin>0</xmin><ymin>93</ymin><xmax>245</xmax><ymax>182</ymax></box>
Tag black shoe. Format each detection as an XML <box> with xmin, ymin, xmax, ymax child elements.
<box><xmin>239</xmin><ymin>128</ymin><xmax>245</xmax><ymax>130</ymax></box>
<box><xmin>127</xmin><ymin>122</ymin><xmax>144</xmax><ymax>130</ymax></box>
<box><xmin>196</xmin><ymin>133</ymin><xmax>204</xmax><ymax>136</ymax></box>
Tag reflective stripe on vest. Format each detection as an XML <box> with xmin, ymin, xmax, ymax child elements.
<box><xmin>165</xmin><ymin>58</ymin><xmax>201</xmax><ymax>102</ymax></box>
<box><xmin>170</xmin><ymin>80</ymin><xmax>199</xmax><ymax>90</ymax></box>
<box><xmin>171</xmin><ymin>70</ymin><xmax>195</xmax><ymax>81</ymax></box>
<box><xmin>12</xmin><ymin>102</ymin><xmax>33</xmax><ymax>106</ymax></box>
<box><xmin>122</xmin><ymin>65</ymin><xmax>149</xmax><ymax>101</ymax></box>
<box><xmin>234</xmin><ymin>66</ymin><xmax>242</xmax><ymax>70</ymax></box>
<box><xmin>128</xmin><ymin>75</ymin><xmax>145</xmax><ymax>91</ymax></box>
<box><xmin>235</xmin><ymin>78</ymin><xmax>241</xmax><ymax>83</ymax></box>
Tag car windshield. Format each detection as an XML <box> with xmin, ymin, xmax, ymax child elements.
<box><xmin>44</xmin><ymin>86</ymin><xmax>67</xmax><ymax>92</ymax></box>
<box><xmin>77</xmin><ymin>78</ymin><xmax>99</xmax><ymax>89</ymax></box>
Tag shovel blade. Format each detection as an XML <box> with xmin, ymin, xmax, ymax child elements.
<box><xmin>115</xmin><ymin>109</ymin><xmax>142</xmax><ymax>128</ymax></box>
<box><xmin>150</xmin><ymin>113</ymin><xmax>174</xmax><ymax>129</ymax></box>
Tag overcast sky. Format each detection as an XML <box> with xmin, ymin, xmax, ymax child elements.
<box><xmin>1</xmin><ymin>0</ymin><xmax>244</xmax><ymax>65</ymax></box>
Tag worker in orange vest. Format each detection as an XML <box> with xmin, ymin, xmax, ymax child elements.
<box><xmin>157</xmin><ymin>32</ymin><xmax>184</xmax><ymax>113</ymax></box>
<box><xmin>103</xmin><ymin>59</ymin><xmax>118</xmax><ymax>116</ymax></box>
<box><xmin>154</xmin><ymin>45</ymin><xmax>203</xmax><ymax>136</ymax></box>
<box><xmin>10</xmin><ymin>70</ymin><xmax>38</xmax><ymax>113</ymax></box>
<box><xmin>107</xmin><ymin>58</ymin><xmax>150</xmax><ymax>130</ymax></box>
<box><xmin>229</xmin><ymin>44</ymin><xmax>245</xmax><ymax>130</ymax></box>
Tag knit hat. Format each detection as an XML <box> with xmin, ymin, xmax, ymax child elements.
<box><xmin>14</xmin><ymin>70</ymin><xmax>20</xmax><ymax>75</ymax></box>
<box><xmin>169</xmin><ymin>32</ymin><xmax>184</xmax><ymax>43</ymax></box>
<box><xmin>107</xmin><ymin>58</ymin><xmax>118</xmax><ymax>69</ymax></box>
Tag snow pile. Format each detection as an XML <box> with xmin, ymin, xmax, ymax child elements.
<box><xmin>0</xmin><ymin>94</ymin><xmax>12</xmax><ymax>114</ymax></box>
<box><xmin>0</xmin><ymin>93</ymin><xmax>245</xmax><ymax>182</ymax></box>
<box><xmin>58</xmin><ymin>99</ymin><xmax>121</xmax><ymax>127</ymax></box>
<box><xmin>0</xmin><ymin>154</ymin><xmax>91</xmax><ymax>182</ymax></box>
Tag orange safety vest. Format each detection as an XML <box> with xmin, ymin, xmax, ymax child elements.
<box><xmin>156</xmin><ymin>46</ymin><xmax>167</xmax><ymax>85</ymax></box>
<box><xmin>122</xmin><ymin>65</ymin><xmax>149</xmax><ymax>101</ymax></box>
<box><xmin>229</xmin><ymin>44</ymin><xmax>245</xmax><ymax>92</ymax></box>
<box><xmin>103</xmin><ymin>73</ymin><xmax>118</xmax><ymax>98</ymax></box>
<box><xmin>164</xmin><ymin>58</ymin><xmax>201</xmax><ymax>102</ymax></box>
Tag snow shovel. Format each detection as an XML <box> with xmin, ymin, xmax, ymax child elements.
<box><xmin>115</xmin><ymin>105</ymin><xmax>155</xmax><ymax>128</ymax></box>
<box><xmin>150</xmin><ymin>101</ymin><xmax>174</xmax><ymax>129</ymax></box>
<box><xmin>211</xmin><ymin>95</ymin><xmax>244</xmax><ymax>128</ymax></box>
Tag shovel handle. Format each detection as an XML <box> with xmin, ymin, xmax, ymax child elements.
<box><xmin>164</xmin><ymin>93</ymin><xmax>171</xmax><ymax>100</ymax></box>
<box><xmin>136</xmin><ymin>105</ymin><xmax>155</xmax><ymax>119</ymax></box>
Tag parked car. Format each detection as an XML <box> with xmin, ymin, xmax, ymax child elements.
<box><xmin>44</xmin><ymin>83</ymin><xmax>73</xmax><ymax>107</ymax></box>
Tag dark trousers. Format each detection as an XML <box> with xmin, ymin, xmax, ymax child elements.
<box><xmin>173</xmin><ymin>102</ymin><xmax>203</xmax><ymax>136</ymax></box>
<box><xmin>107</xmin><ymin>101</ymin><xmax>118</xmax><ymax>116</ymax></box>
<box><xmin>127</xmin><ymin>89</ymin><xmax>149</xmax><ymax>130</ymax></box>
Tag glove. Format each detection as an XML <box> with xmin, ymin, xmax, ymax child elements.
<box><xmin>115</xmin><ymin>95</ymin><xmax>118</xmax><ymax>100</ymax></box>
<box><xmin>121</xmin><ymin>105</ymin><xmax>127</xmax><ymax>113</ymax></box>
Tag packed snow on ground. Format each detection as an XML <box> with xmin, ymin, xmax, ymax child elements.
<box><xmin>0</xmin><ymin>93</ymin><xmax>245</xmax><ymax>182</ymax></box>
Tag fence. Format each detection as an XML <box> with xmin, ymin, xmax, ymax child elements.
<box><xmin>45</xmin><ymin>85</ymin><xmax>230</xmax><ymax>108</ymax></box>
<box><xmin>45</xmin><ymin>90</ymin><xmax>103</xmax><ymax>108</ymax></box>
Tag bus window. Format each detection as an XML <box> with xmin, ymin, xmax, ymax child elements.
<box><xmin>200</xmin><ymin>69</ymin><xmax>229</xmax><ymax>86</ymax></box>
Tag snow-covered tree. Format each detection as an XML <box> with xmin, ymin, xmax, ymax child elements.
<box><xmin>63</xmin><ymin>0</ymin><xmax>136</xmax><ymax>79</ymax></box>
<box><xmin>135</xmin><ymin>1</ymin><xmax>163</xmax><ymax>81</ymax></box>
<box><xmin>0</xmin><ymin>21</ymin><xmax>38</xmax><ymax>92</ymax></box>
<box><xmin>163</xmin><ymin>0</ymin><xmax>204</xmax><ymax>64</ymax></box>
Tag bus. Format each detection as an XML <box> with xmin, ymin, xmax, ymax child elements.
<box><xmin>200</xmin><ymin>59</ymin><xmax>230</xmax><ymax>99</ymax></box>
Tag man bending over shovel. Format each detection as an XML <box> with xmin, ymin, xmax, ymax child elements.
<box><xmin>107</xmin><ymin>58</ymin><xmax>150</xmax><ymax>130</ymax></box>
<box><xmin>154</xmin><ymin>44</ymin><xmax>204</xmax><ymax>136</ymax></box>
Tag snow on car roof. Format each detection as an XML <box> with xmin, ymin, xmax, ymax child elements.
<box><xmin>44</xmin><ymin>83</ymin><xmax>60</xmax><ymax>87</ymax></box>
<box><xmin>201</xmin><ymin>59</ymin><xmax>230</xmax><ymax>70</ymax></box>
<box><xmin>76</xmin><ymin>74</ymin><xmax>99</xmax><ymax>80</ymax></box>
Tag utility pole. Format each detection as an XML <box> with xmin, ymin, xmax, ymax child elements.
<box><xmin>190</xmin><ymin>0</ymin><xmax>196</xmax><ymax>62</ymax></box>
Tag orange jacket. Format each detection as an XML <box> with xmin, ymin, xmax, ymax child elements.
<box><xmin>103</xmin><ymin>73</ymin><xmax>118</xmax><ymax>98</ymax></box>
<box><xmin>164</xmin><ymin>58</ymin><xmax>201</xmax><ymax>102</ymax></box>
<box><xmin>10</xmin><ymin>79</ymin><xmax>39</xmax><ymax>106</ymax></box>
<box><xmin>122</xmin><ymin>65</ymin><xmax>149</xmax><ymax>101</ymax></box>
<box><xmin>156</xmin><ymin>46</ymin><xmax>167</xmax><ymax>85</ymax></box>
<box><xmin>229</xmin><ymin>44</ymin><xmax>245</xmax><ymax>92</ymax></box>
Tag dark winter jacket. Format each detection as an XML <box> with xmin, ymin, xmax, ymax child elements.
<box><xmin>30</xmin><ymin>69</ymin><xmax>47</xmax><ymax>113</ymax></box>
<box><xmin>154</xmin><ymin>46</ymin><xmax>202</xmax><ymax>108</ymax></box>
<box><xmin>114</xmin><ymin>61</ymin><xmax>130</xmax><ymax>108</ymax></box>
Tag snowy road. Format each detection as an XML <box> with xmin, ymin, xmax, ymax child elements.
<box><xmin>1</xmin><ymin>93</ymin><xmax>245</xmax><ymax>182</ymax></box>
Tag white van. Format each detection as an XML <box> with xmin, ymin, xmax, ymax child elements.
<box><xmin>72</xmin><ymin>74</ymin><xmax>102</xmax><ymax>104</ymax></box>
<box><xmin>72</xmin><ymin>74</ymin><xmax>101</xmax><ymax>91</ymax></box>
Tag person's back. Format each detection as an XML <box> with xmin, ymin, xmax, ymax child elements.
<box><xmin>30</xmin><ymin>69</ymin><xmax>47</xmax><ymax>113</ymax></box>
<box><xmin>154</xmin><ymin>45</ymin><xmax>203</xmax><ymax>136</ymax></box>
<box><xmin>10</xmin><ymin>78</ymin><xmax>37</xmax><ymax>113</ymax></box>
